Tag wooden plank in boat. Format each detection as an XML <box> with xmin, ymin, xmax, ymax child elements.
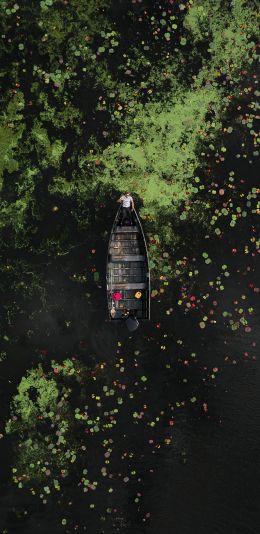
<box><xmin>110</xmin><ymin>282</ymin><xmax>147</xmax><ymax>290</ymax></box>
<box><xmin>110</xmin><ymin>254</ymin><xmax>145</xmax><ymax>262</ymax></box>
<box><xmin>114</xmin><ymin>227</ymin><xmax>139</xmax><ymax>233</ymax></box>
<box><xmin>107</xmin><ymin>263</ymin><xmax>145</xmax><ymax>269</ymax></box>
<box><xmin>111</xmin><ymin>247</ymin><xmax>143</xmax><ymax>254</ymax></box>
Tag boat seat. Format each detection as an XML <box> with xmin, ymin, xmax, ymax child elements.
<box><xmin>110</xmin><ymin>282</ymin><xmax>147</xmax><ymax>290</ymax></box>
<box><xmin>110</xmin><ymin>255</ymin><xmax>145</xmax><ymax>262</ymax></box>
<box><xmin>114</xmin><ymin>227</ymin><xmax>139</xmax><ymax>233</ymax></box>
<box><xmin>111</xmin><ymin>247</ymin><xmax>143</xmax><ymax>255</ymax></box>
<box><xmin>116</xmin><ymin>300</ymin><xmax>143</xmax><ymax>310</ymax></box>
<box><xmin>110</xmin><ymin>309</ymin><xmax>145</xmax><ymax>320</ymax></box>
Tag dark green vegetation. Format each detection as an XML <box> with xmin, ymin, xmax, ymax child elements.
<box><xmin>6</xmin><ymin>358</ymin><xmax>127</xmax><ymax>496</ymax></box>
<box><xmin>0</xmin><ymin>0</ymin><xmax>259</xmax><ymax>531</ymax></box>
<box><xmin>1</xmin><ymin>0</ymin><xmax>258</xmax><ymax>257</ymax></box>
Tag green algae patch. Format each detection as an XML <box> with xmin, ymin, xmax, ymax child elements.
<box><xmin>0</xmin><ymin>93</ymin><xmax>25</xmax><ymax>191</ymax></box>
<box><xmin>5</xmin><ymin>360</ymin><xmax>83</xmax><ymax>488</ymax></box>
<box><xmin>185</xmin><ymin>0</ymin><xmax>259</xmax><ymax>83</ymax></box>
<box><xmin>0</xmin><ymin>0</ymin><xmax>258</xmax><ymax>263</ymax></box>
<box><xmin>31</xmin><ymin>121</ymin><xmax>67</xmax><ymax>168</ymax></box>
<box><xmin>94</xmin><ymin>87</ymin><xmax>222</xmax><ymax>219</ymax></box>
<box><xmin>5</xmin><ymin>357</ymin><xmax>130</xmax><ymax>499</ymax></box>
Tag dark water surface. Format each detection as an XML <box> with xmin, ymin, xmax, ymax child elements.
<box><xmin>0</xmin><ymin>231</ymin><xmax>259</xmax><ymax>534</ymax></box>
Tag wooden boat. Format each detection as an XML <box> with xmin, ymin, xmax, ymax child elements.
<box><xmin>106</xmin><ymin>205</ymin><xmax>150</xmax><ymax>321</ymax></box>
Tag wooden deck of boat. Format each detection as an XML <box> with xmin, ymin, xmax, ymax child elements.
<box><xmin>106</xmin><ymin>211</ymin><xmax>150</xmax><ymax>320</ymax></box>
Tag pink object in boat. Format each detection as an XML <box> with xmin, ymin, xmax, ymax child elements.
<box><xmin>112</xmin><ymin>291</ymin><xmax>121</xmax><ymax>301</ymax></box>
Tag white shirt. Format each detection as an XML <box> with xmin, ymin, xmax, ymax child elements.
<box><xmin>120</xmin><ymin>194</ymin><xmax>133</xmax><ymax>208</ymax></box>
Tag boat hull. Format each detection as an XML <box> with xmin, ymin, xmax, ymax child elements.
<box><xmin>106</xmin><ymin>206</ymin><xmax>150</xmax><ymax>321</ymax></box>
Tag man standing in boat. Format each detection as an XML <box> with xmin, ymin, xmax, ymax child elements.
<box><xmin>117</xmin><ymin>191</ymin><xmax>135</xmax><ymax>226</ymax></box>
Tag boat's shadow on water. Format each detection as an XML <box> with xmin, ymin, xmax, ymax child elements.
<box><xmin>88</xmin><ymin>312</ymin><xmax>142</xmax><ymax>362</ymax></box>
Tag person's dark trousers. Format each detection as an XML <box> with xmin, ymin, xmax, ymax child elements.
<box><xmin>121</xmin><ymin>206</ymin><xmax>133</xmax><ymax>225</ymax></box>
